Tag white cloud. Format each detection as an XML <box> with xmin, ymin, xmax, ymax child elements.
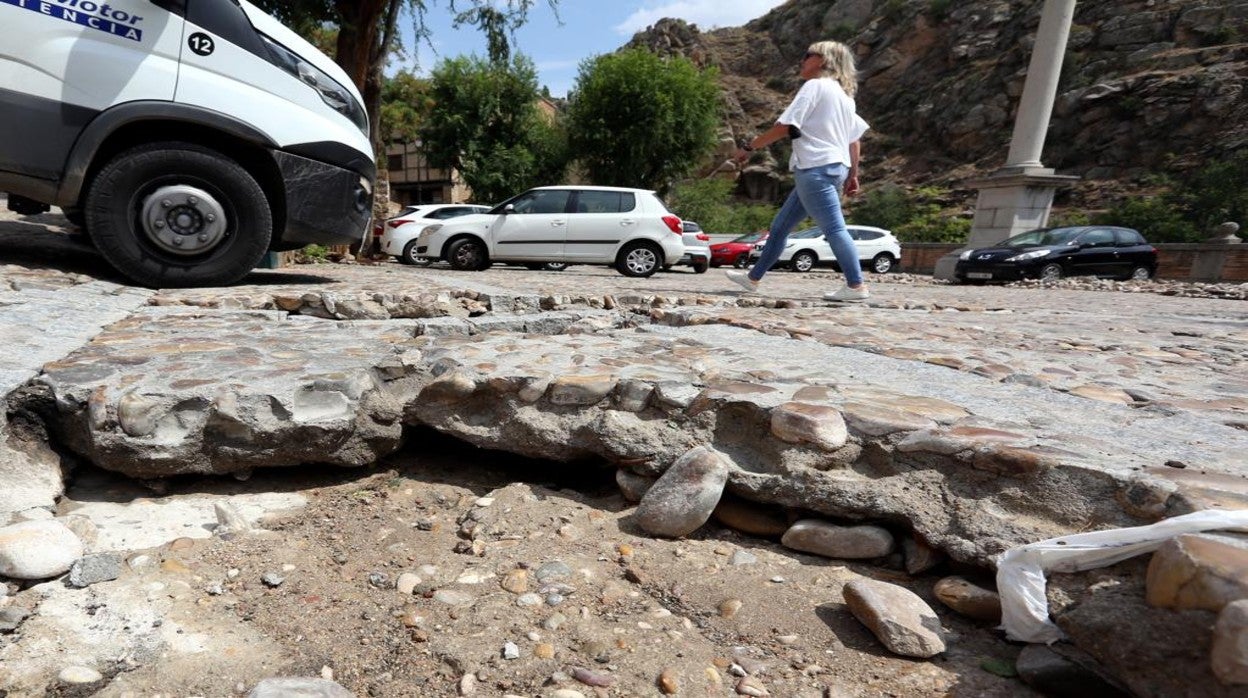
<box><xmin>613</xmin><ymin>0</ymin><xmax>788</xmax><ymax>36</ymax></box>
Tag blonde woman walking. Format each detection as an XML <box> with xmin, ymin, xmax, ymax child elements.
<box><xmin>726</xmin><ymin>40</ymin><xmax>871</xmax><ymax>301</ymax></box>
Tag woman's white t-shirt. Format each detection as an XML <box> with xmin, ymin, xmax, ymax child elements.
<box><xmin>776</xmin><ymin>77</ymin><xmax>869</xmax><ymax>171</ymax></box>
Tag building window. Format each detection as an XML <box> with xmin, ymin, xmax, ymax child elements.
<box><xmin>387</xmin><ymin>154</ymin><xmax>403</xmax><ymax>171</ymax></box>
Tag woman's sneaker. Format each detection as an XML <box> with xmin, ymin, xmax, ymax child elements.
<box><xmin>824</xmin><ymin>285</ymin><xmax>869</xmax><ymax>302</ymax></box>
<box><xmin>725</xmin><ymin>270</ymin><xmax>760</xmax><ymax>293</ymax></box>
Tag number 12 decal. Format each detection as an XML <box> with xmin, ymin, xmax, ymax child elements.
<box><xmin>188</xmin><ymin>32</ymin><xmax>215</xmax><ymax>56</ymax></box>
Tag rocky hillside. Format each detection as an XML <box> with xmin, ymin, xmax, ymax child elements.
<box><xmin>628</xmin><ymin>0</ymin><xmax>1248</xmax><ymax>211</ymax></box>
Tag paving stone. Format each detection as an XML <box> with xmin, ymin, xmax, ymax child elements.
<box><xmin>1146</xmin><ymin>533</ymin><xmax>1248</xmax><ymax>611</ymax></box>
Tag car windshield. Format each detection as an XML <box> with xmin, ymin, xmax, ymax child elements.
<box><xmin>1000</xmin><ymin>227</ymin><xmax>1085</xmax><ymax>247</ymax></box>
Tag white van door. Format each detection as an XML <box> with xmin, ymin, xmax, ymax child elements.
<box><xmin>0</xmin><ymin>0</ymin><xmax>184</xmax><ymax>179</ymax></box>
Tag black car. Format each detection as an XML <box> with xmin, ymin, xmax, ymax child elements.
<box><xmin>954</xmin><ymin>226</ymin><xmax>1157</xmax><ymax>283</ymax></box>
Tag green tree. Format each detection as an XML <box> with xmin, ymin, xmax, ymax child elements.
<box><xmin>566</xmin><ymin>49</ymin><xmax>720</xmax><ymax>193</ymax></box>
<box><xmin>251</xmin><ymin>0</ymin><xmax>557</xmax><ymax>153</ymax></box>
<box><xmin>1172</xmin><ymin>151</ymin><xmax>1248</xmax><ymax>233</ymax></box>
<box><xmin>846</xmin><ymin>184</ymin><xmax>914</xmax><ymax>230</ymax></box>
<box><xmin>417</xmin><ymin>55</ymin><xmax>567</xmax><ymax>204</ymax></box>
<box><xmin>667</xmin><ymin>179</ymin><xmax>777</xmax><ymax>233</ymax></box>
<box><xmin>379</xmin><ymin>70</ymin><xmax>431</xmax><ymax>144</ymax></box>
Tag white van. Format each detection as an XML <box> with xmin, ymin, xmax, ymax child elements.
<box><xmin>0</xmin><ymin>0</ymin><xmax>374</xmax><ymax>287</ymax></box>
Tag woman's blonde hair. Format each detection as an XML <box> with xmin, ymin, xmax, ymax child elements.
<box><xmin>807</xmin><ymin>40</ymin><xmax>858</xmax><ymax>98</ymax></box>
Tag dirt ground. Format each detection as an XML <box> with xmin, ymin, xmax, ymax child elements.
<box><xmin>11</xmin><ymin>429</ymin><xmax>1034</xmax><ymax>698</ymax></box>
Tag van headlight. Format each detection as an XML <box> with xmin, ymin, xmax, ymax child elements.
<box><xmin>1005</xmin><ymin>249</ymin><xmax>1051</xmax><ymax>262</ymax></box>
<box><xmin>261</xmin><ymin>35</ymin><xmax>369</xmax><ymax>135</ymax></box>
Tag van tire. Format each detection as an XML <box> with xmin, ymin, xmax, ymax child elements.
<box><xmin>85</xmin><ymin>142</ymin><xmax>271</xmax><ymax>288</ymax></box>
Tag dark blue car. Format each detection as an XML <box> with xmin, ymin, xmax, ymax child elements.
<box><xmin>954</xmin><ymin>226</ymin><xmax>1157</xmax><ymax>283</ymax></box>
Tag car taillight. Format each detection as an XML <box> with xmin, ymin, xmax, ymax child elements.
<box><xmin>696</xmin><ymin>233</ymin><xmax>710</xmax><ymax>241</ymax></box>
<box><xmin>662</xmin><ymin>216</ymin><xmax>683</xmax><ymax>235</ymax></box>
<box><xmin>387</xmin><ymin>219</ymin><xmax>406</xmax><ymax>229</ymax></box>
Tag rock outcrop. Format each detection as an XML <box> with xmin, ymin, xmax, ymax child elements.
<box><xmin>628</xmin><ymin>1</ymin><xmax>1248</xmax><ymax>201</ymax></box>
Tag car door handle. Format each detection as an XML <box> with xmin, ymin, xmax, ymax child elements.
<box><xmin>619</xmin><ymin>219</ymin><xmax>636</xmax><ymax>226</ymax></box>
<box><xmin>551</xmin><ymin>221</ymin><xmax>566</xmax><ymax>227</ymax></box>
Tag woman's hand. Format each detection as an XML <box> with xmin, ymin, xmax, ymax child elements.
<box><xmin>844</xmin><ymin>173</ymin><xmax>860</xmax><ymax>196</ymax></box>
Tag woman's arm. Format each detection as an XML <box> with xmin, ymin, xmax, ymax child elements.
<box><xmin>845</xmin><ymin>140</ymin><xmax>861</xmax><ymax>196</ymax></box>
<box><xmin>734</xmin><ymin>123</ymin><xmax>792</xmax><ymax>161</ymax></box>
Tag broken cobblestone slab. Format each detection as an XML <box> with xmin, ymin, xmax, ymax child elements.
<box><xmin>27</xmin><ymin>302</ymin><xmax>1248</xmax><ymax>566</ymax></box>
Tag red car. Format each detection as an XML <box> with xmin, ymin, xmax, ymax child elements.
<box><xmin>710</xmin><ymin>231</ymin><xmax>768</xmax><ymax>268</ymax></box>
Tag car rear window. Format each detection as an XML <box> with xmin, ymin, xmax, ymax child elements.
<box><xmin>1114</xmin><ymin>229</ymin><xmax>1146</xmax><ymax>245</ymax></box>
<box><xmin>575</xmin><ymin>191</ymin><xmax>636</xmax><ymax>214</ymax></box>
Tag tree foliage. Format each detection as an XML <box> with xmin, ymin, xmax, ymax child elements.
<box><xmin>848</xmin><ymin>185</ymin><xmax>971</xmax><ymax>242</ymax></box>
<box><xmin>1092</xmin><ymin>152</ymin><xmax>1248</xmax><ymax>242</ymax></box>
<box><xmin>667</xmin><ymin>179</ymin><xmax>776</xmax><ymax>233</ymax></box>
<box><xmin>417</xmin><ymin>55</ymin><xmax>567</xmax><ymax>204</ymax></box>
<box><xmin>379</xmin><ymin>70</ymin><xmax>432</xmax><ymax>144</ymax></box>
<box><xmin>566</xmin><ymin>49</ymin><xmax>720</xmax><ymax>193</ymax></box>
<box><xmin>250</xmin><ymin>0</ymin><xmax>556</xmax><ymax>154</ymax></box>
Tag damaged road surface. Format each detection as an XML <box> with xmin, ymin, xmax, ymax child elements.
<box><xmin>1</xmin><ymin>224</ymin><xmax>1247</xmax><ymax>697</ymax></box>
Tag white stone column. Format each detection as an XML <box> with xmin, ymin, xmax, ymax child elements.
<box><xmin>933</xmin><ymin>0</ymin><xmax>1081</xmax><ymax>280</ymax></box>
<box><xmin>1004</xmin><ymin>0</ymin><xmax>1078</xmax><ymax>172</ymax></box>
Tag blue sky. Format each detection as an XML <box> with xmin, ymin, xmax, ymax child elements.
<box><xmin>394</xmin><ymin>0</ymin><xmax>789</xmax><ymax>97</ymax></box>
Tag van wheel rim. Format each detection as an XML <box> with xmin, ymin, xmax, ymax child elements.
<box><xmin>140</xmin><ymin>185</ymin><xmax>227</xmax><ymax>256</ymax></box>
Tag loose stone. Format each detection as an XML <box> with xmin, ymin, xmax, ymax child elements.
<box><xmin>501</xmin><ymin>568</ymin><xmax>529</xmax><ymax>593</ymax></box>
<box><xmin>57</xmin><ymin>666</ymin><xmax>103</xmax><ymax>684</ymax></box>
<box><xmin>658</xmin><ymin>667</ymin><xmax>680</xmax><ymax>694</ymax></box>
<box><xmin>396</xmin><ymin>572</ymin><xmax>420</xmax><ymax>595</ymax></box>
<box><xmin>503</xmin><ymin>641</ymin><xmax>521</xmax><ymax>659</ymax></box>
<box><xmin>902</xmin><ymin>536</ymin><xmax>945</xmax><ymax>575</ymax></box>
<box><xmin>571</xmin><ymin>666</ymin><xmax>615</xmax><ymax>687</ymax></box>
<box><xmin>535</xmin><ymin>642</ymin><xmax>555</xmax><ymax>659</ymax></box>
<box><xmin>535</xmin><ymin>560</ymin><xmax>573</xmax><ymax>584</ymax></box>
<box><xmin>0</xmin><ymin>606</ymin><xmax>30</xmax><ymax>633</ymax></box>
<box><xmin>843</xmin><ymin>578</ymin><xmax>946</xmax><ymax>658</ymax></box>
<box><xmin>1146</xmin><ymin>533</ymin><xmax>1248</xmax><ymax>611</ymax></box>
<box><xmin>730</xmin><ymin>550</ymin><xmax>758</xmax><ymax>566</ymax></box>
<box><xmin>736</xmin><ymin>675</ymin><xmax>771</xmax><ymax>696</ymax></box>
<box><xmin>781</xmin><ymin>519</ymin><xmax>894</xmax><ymax>559</ymax></box>
<box><xmin>0</xmin><ymin>519</ymin><xmax>84</xmax><ymax>579</ymax></box>
<box><xmin>262</xmin><ymin>572</ymin><xmax>285</xmax><ymax>587</ymax></box>
<box><xmin>1213</xmin><ymin>599</ymin><xmax>1248</xmax><ymax>684</ymax></box>
<box><xmin>248</xmin><ymin>677</ymin><xmax>355</xmax><ymax>697</ymax></box>
<box><xmin>68</xmin><ymin>553</ymin><xmax>122</xmax><ymax>588</ymax></box>
<box><xmin>719</xmin><ymin>598</ymin><xmax>743</xmax><ymax>618</ymax></box>
<box><xmin>770</xmin><ymin>402</ymin><xmax>848</xmax><ymax>450</ymax></box>
<box><xmin>636</xmin><ymin>446</ymin><xmax>729</xmax><ymax>538</ymax></box>
<box><xmin>933</xmin><ymin>576</ymin><xmax>1001</xmax><ymax>622</ymax></box>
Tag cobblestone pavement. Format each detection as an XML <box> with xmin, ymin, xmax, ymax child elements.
<box><xmin>2</xmin><ymin>214</ymin><xmax>1248</xmax><ymax>697</ymax></box>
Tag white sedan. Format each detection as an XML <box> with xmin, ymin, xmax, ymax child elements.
<box><xmin>748</xmin><ymin>225</ymin><xmax>902</xmax><ymax>274</ymax></box>
<box><xmin>379</xmin><ymin>203</ymin><xmax>491</xmax><ymax>265</ymax></box>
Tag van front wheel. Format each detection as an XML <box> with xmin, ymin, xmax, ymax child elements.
<box><xmin>85</xmin><ymin>142</ymin><xmax>271</xmax><ymax>288</ymax></box>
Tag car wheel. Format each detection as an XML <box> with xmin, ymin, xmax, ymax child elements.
<box><xmin>1126</xmin><ymin>265</ymin><xmax>1152</xmax><ymax>281</ymax></box>
<box><xmin>615</xmin><ymin>241</ymin><xmax>663</xmax><ymax>277</ymax></box>
<box><xmin>790</xmin><ymin>250</ymin><xmax>816</xmax><ymax>272</ymax></box>
<box><xmin>1039</xmin><ymin>263</ymin><xmax>1063</xmax><ymax>281</ymax></box>
<box><xmin>446</xmin><ymin>237</ymin><xmax>489</xmax><ymax>271</ymax></box>
<box><xmin>399</xmin><ymin>240</ymin><xmax>433</xmax><ymax>266</ymax></box>
<box><xmin>733</xmin><ymin>254</ymin><xmax>749</xmax><ymax>268</ymax></box>
<box><xmin>692</xmin><ymin>259</ymin><xmax>709</xmax><ymax>274</ymax></box>
<box><xmin>870</xmin><ymin>253</ymin><xmax>895</xmax><ymax>274</ymax></box>
<box><xmin>85</xmin><ymin>141</ymin><xmax>271</xmax><ymax>288</ymax></box>
<box><xmin>542</xmin><ymin>261</ymin><xmax>569</xmax><ymax>272</ymax></box>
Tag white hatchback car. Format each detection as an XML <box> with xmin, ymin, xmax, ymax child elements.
<box><xmin>748</xmin><ymin>225</ymin><xmax>902</xmax><ymax>274</ymax></box>
<box><xmin>379</xmin><ymin>203</ymin><xmax>492</xmax><ymax>265</ymax></box>
<box><xmin>413</xmin><ymin>186</ymin><xmax>685</xmax><ymax>277</ymax></box>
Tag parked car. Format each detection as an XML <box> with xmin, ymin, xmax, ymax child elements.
<box><xmin>954</xmin><ymin>226</ymin><xmax>1157</xmax><ymax>283</ymax></box>
<box><xmin>378</xmin><ymin>203</ymin><xmax>492</xmax><ymax>265</ymax></box>
<box><xmin>747</xmin><ymin>225</ymin><xmax>901</xmax><ymax>273</ymax></box>
<box><xmin>412</xmin><ymin>186</ymin><xmax>685</xmax><ymax>277</ymax></box>
<box><xmin>667</xmin><ymin>220</ymin><xmax>711</xmax><ymax>273</ymax></box>
<box><xmin>710</xmin><ymin>231</ymin><xmax>768</xmax><ymax>268</ymax></box>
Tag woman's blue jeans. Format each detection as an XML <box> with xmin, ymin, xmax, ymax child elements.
<box><xmin>748</xmin><ymin>163</ymin><xmax>863</xmax><ymax>287</ymax></box>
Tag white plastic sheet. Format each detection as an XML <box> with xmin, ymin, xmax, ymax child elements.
<box><xmin>995</xmin><ymin>509</ymin><xmax>1248</xmax><ymax>643</ymax></box>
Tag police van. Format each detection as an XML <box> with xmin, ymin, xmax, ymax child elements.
<box><xmin>0</xmin><ymin>0</ymin><xmax>374</xmax><ymax>287</ymax></box>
